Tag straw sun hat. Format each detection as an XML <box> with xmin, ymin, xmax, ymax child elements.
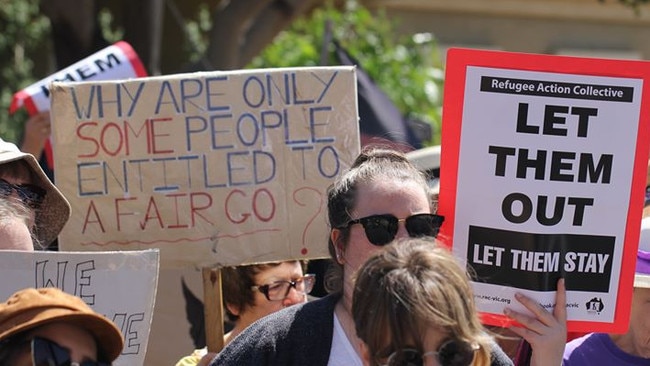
<box><xmin>0</xmin><ymin>138</ymin><xmax>70</xmax><ymax>246</ymax></box>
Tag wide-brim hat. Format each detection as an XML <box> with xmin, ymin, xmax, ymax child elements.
<box><xmin>635</xmin><ymin>217</ymin><xmax>650</xmax><ymax>288</ymax></box>
<box><xmin>0</xmin><ymin>138</ymin><xmax>70</xmax><ymax>246</ymax></box>
<box><xmin>0</xmin><ymin>287</ymin><xmax>124</xmax><ymax>362</ymax></box>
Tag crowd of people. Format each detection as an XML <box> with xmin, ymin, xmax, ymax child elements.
<box><xmin>0</xmin><ymin>132</ymin><xmax>648</xmax><ymax>365</ymax></box>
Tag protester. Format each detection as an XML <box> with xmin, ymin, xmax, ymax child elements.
<box><xmin>0</xmin><ymin>199</ymin><xmax>38</xmax><ymax>250</ymax></box>
<box><xmin>353</xmin><ymin>238</ymin><xmax>494</xmax><ymax>366</ymax></box>
<box><xmin>176</xmin><ymin>260</ymin><xmax>315</xmax><ymax>366</ymax></box>
<box><xmin>562</xmin><ymin>216</ymin><xmax>650</xmax><ymax>365</ymax></box>
<box><xmin>0</xmin><ymin>137</ymin><xmax>70</xmax><ymax>247</ymax></box>
<box><xmin>211</xmin><ymin>147</ymin><xmax>566</xmax><ymax>366</ymax></box>
<box><xmin>0</xmin><ymin>287</ymin><xmax>124</xmax><ymax>365</ymax></box>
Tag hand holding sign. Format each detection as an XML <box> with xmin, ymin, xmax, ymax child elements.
<box><xmin>439</xmin><ymin>48</ymin><xmax>650</xmax><ymax>333</ymax></box>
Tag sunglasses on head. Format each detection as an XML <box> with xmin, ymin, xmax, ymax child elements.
<box><xmin>339</xmin><ymin>213</ymin><xmax>444</xmax><ymax>246</ymax></box>
<box><xmin>379</xmin><ymin>339</ymin><xmax>479</xmax><ymax>366</ymax></box>
<box><xmin>32</xmin><ymin>337</ymin><xmax>109</xmax><ymax>366</ymax></box>
<box><xmin>0</xmin><ymin>178</ymin><xmax>46</xmax><ymax>209</ymax></box>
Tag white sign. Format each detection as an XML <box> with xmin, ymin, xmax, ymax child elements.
<box><xmin>0</xmin><ymin>249</ymin><xmax>159</xmax><ymax>365</ymax></box>
<box><xmin>10</xmin><ymin>41</ymin><xmax>147</xmax><ymax>115</ymax></box>
<box><xmin>439</xmin><ymin>48</ymin><xmax>650</xmax><ymax>333</ymax></box>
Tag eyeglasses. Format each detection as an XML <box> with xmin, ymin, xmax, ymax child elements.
<box><xmin>251</xmin><ymin>274</ymin><xmax>316</xmax><ymax>301</ymax></box>
<box><xmin>32</xmin><ymin>336</ymin><xmax>109</xmax><ymax>366</ymax></box>
<box><xmin>379</xmin><ymin>339</ymin><xmax>479</xmax><ymax>366</ymax></box>
<box><xmin>339</xmin><ymin>213</ymin><xmax>444</xmax><ymax>246</ymax></box>
<box><xmin>0</xmin><ymin>178</ymin><xmax>46</xmax><ymax>209</ymax></box>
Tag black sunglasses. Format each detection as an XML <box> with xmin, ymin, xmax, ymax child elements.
<box><xmin>339</xmin><ymin>213</ymin><xmax>444</xmax><ymax>246</ymax></box>
<box><xmin>379</xmin><ymin>339</ymin><xmax>479</xmax><ymax>366</ymax></box>
<box><xmin>32</xmin><ymin>336</ymin><xmax>109</xmax><ymax>366</ymax></box>
<box><xmin>0</xmin><ymin>178</ymin><xmax>46</xmax><ymax>209</ymax></box>
<box><xmin>251</xmin><ymin>274</ymin><xmax>316</xmax><ymax>301</ymax></box>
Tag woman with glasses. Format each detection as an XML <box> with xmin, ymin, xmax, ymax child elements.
<box><xmin>353</xmin><ymin>237</ymin><xmax>565</xmax><ymax>366</ymax></box>
<box><xmin>212</xmin><ymin>147</ymin><xmax>565</xmax><ymax>366</ymax></box>
<box><xmin>176</xmin><ymin>260</ymin><xmax>315</xmax><ymax>366</ymax></box>
<box><xmin>353</xmin><ymin>238</ymin><xmax>493</xmax><ymax>366</ymax></box>
<box><xmin>0</xmin><ymin>287</ymin><xmax>123</xmax><ymax>366</ymax></box>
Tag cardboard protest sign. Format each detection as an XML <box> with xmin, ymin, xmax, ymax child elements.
<box><xmin>438</xmin><ymin>48</ymin><xmax>650</xmax><ymax>333</ymax></box>
<box><xmin>10</xmin><ymin>41</ymin><xmax>147</xmax><ymax>115</ymax></box>
<box><xmin>0</xmin><ymin>249</ymin><xmax>159</xmax><ymax>366</ymax></box>
<box><xmin>50</xmin><ymin>67</ymin><xmax>359</xmax><ymax>268</ymax></box>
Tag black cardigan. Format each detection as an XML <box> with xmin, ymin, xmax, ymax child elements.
<box><xmin>211</xmin><ymin>293</ymin><xmax>514</xmax><ymax>366</ymax></box>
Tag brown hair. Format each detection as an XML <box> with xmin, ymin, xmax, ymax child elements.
<box><xmin>352</xmin><ymin>238</ymin><xmax>492</xmax><ymax>366</ymax></box>
<box><xmin>221</xmin><ymin>260</ymin><xmax>306</xmax><ymax>320</ymax></box>
<box><xmin>324</xmin><ymin>147</ymin><xmax>431</xmax><ymax>294</ymax></box>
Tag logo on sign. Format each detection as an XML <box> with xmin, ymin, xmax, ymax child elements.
<box><xmin>585</xmin><ymin>297</ymin><xmax>605</xmax><ymax>314</ymax></box>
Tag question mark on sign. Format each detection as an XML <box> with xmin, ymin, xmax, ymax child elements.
<box><xmin>292</xmin><ymin>187</ymin><xmax>324</xmax><ymax>255</ymax></box>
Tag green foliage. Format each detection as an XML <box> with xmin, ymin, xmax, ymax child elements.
<box><xmin>185</xmin><ymin>3</ymin><xmax>213</xmax><ymax>63</ymax></box>
<box><xmin>249</xmin><ymin>1</ymin><xmax>444</xmax><ymax>145</ymax></box>
<box><xmin>98</xmin><ymin>8</ymin><xmax>124</xmax><ymax>43</ymax></box>
<box><xmin>0</xmin><ymin>0</ymin><xmax>50</xmax><ymax>143</ymax></box>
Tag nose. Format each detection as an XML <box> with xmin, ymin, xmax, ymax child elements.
<box><xmin>394</xmin><ymin>219</ymin><xmax>410</xmax><ymax>240</ymax></box>
<box><xmin>282</xmin><ymin>286</ymin><xmax>306</xmax><ymax>306</ymax></box>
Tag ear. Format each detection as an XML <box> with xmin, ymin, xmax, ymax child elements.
<box><xmin>359</xmin><ymin>341</ymin><xmax>373</xmax><ymax>366</ymax></box>
<box><xmin>225</xmin><ymin>302</ymin><xmax>241</xmax><ymax>317</ymax></box>
<box><xmin>330</xmin><ymin>229</ymin><xmax>345</xmax><ymax>264</ymax></box>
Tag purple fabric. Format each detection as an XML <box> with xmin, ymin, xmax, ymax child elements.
<box><xmin>564</xmin><ymin>333</ymin><xmax>650</xmax><ymax>365</ymax></box>
<box><xmin>636</xmin><ymin>250</ymin><xmax>650</xmax><ymax>275</ymax></box>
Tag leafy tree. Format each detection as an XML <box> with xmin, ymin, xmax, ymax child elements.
<box><xmin>249</xmin><ymin>1</ymin><xmax>444</xmax><ymax>145</ymax></box>
<box><xmin>1</xmin><ymin>0</ymin><xmax>646</xmax><ymax>145</ymax></box>
<box><xmin>0</xmin><ymin>0</ymin><xmax>49</xmax><ymax>143</ymax></box>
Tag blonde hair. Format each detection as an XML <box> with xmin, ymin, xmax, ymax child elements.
<box><xmin>352</xmin><ymin>238</ymin><xmax>492</xmax><ymax>366</ymax></box>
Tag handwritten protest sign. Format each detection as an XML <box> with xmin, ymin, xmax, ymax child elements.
<box><xmin>438</xmin><ymin>48</ymin><xmax>650</xmax><ymax>333</ymax></box>
<box><xmin>0</xmin><ymin>249</ymin><xmax>159</xmax><ymax>366</ymax></box>
<box><xmin>50</xmin><ymin>67</ymin><xmax>359</xmax><ymax>268</ymax></box>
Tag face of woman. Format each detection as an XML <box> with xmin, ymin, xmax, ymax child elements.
<box><xmin>242</xmin><ymin>261</ymin><xmax>307</xmax><ymax>324</ymax></box>
<box><xmin>341</xmin><ymin>179</ymin><xmax>430</xmax><ymax>294</ymax></box>
<box><xmin>11</xmin><ymin>322</ymin><xmax>99</xmax><ymax>365</ymax></box>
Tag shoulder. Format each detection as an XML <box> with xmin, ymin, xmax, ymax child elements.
<box><xmin>212</xmin><ymin>294</ymin><xmax>340</xmax><ymax>366</ymax></box>
<box><xmin>488</xmin><ymin>339</ymin><xmax>514</xmax><ymax>366</ymax></box>
<box><xmin>563</xmin><ymin>333</ymin><xmax>604</xmax><ymax>365</ymax></box>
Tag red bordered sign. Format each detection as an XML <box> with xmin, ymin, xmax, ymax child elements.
<box><xmin>438</xmin><ymin>48</ymin><xmax>650</xmax><ymax>333</ymax></box>
<box><xmin>9</xmin><ymin>41</ymin><xmax>147</xmax><ymax>171</ymax></box>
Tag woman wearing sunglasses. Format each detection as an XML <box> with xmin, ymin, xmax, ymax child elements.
<box><xmin>353</xmin><ymin>238</ymin><xmax>493</xmax><ymax>366</ymax></box>
<box><xmin>212</xmin><ymin>147</ymin><xmax>565</xmax><ymax>366</ymax></box>
<box><xmin>0</xmin><ymin>287</ymin><xmax>123</xmax><ymax>366</ymax></box>
<box><xmin>176</xmin><ymin>260</ymin><xmax>315</xmax><ymax>366</ymax></box>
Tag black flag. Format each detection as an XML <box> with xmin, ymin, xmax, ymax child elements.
<box><xmin>333</xmin><ymin>40</ymin><xmax>430</xmax><ymax>150</ymax></box>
